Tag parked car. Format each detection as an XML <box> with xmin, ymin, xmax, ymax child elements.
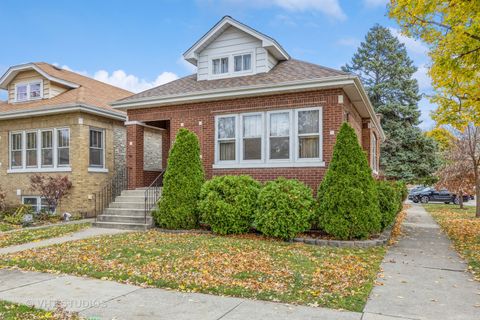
<box><xmin>408</xmin><ymin>186</ymin><xmax>426</xmax><ymax>200</ymax></box>
<box><xmin>412</xmin><ymin>188</ymin><xmax>470</xmax><ymax>204</ymax></box>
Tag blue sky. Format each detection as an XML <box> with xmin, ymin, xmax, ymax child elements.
<box><xmin>0</xmin><ymin>0</ymin><xmax>435</xmax><ymax>129</ymax></box>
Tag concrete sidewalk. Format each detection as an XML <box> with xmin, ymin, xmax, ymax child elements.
<box><xmin>0</xmin><ymin>269</ymin><xmax>361</xmax><ymax>320</ymax></box>
<box><xmin>363</xmin><ymin>203</ymin><xmax>480</xmax><ymax>320</ymax></box>
<box><xmin>0</xmin><ymin>227</ymin><xmax>128</xmax><ymax>255</ymax></box>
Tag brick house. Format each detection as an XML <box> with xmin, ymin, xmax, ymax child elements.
<box><xmin>0</xmin><ymin>63</ymin><xmax>163</xmax><ymax>215</ymax></box>
<box><xmin>113</xmin><ymin>16</ymin><xmax>385</xmax><ymax>193</ymax></box>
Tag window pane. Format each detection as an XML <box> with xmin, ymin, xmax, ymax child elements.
<box><xmin>58</xmin><ymin>148</ymin><xmax>69</xmax><ymax>166</ymax></box>
<box><xmin>11</xmin><ymin>151</ymin><xmax>22</xmax><ymax>167</ymax></box>
<box><xmin>58</xmin><ymin>129</ymin><xmax>69</xmax><ymax>147</ymax></box>
<box><xmin>218</xmin><ymin>117</ymin><xmax>235</xmax><ymax>139</ymax></box>
<box><xmin>234</xmin><ymin>56</ymin><xmax>242</xmax><ymax>72</ymax></box>
<box><xmin>299</xmin><ymin>136</ymin><xmax>319</xmax><ymax>158</ymax></box>
<box><xmin>90</xmin><ymin>130</ymin><xmax>103</xmax><ymax>148</ymax></box>
<box><xmin>298</xmin><ymin>110</ymin><xmax>319</xmax><ymax>134</ymax></box>
<box><xmin>219</xmin><ymin>141</ymin><xmax>235</xmax><ymax>161</ymax></box>
<box><xmin>12</xmin><ymin>133</ymin><xmax>22</xmax><ymax>150</ymax></box>
<box><xmin>243</xmin><ymin>138</ymin><xmax>261</xmax><ymax>160</ymax></box>
<box><xmin>243</xmin><ymin>54</ymin><xmax>251</xmax><ymax>70</ymax></box>
<box><xmin>42</xmin><ymin>149</ymin><xmax>53</xmax><ymax>166</ymax></box>
<box><xmin>243</xmin><ymin>115</ymin><xmax>262</xmax><ymax>138</ymax></box>
<box><xmin>23</xmin><ymin>197</ymin><xmax>38</xmax><ymax>207</ymax></box>
<box><xmin>16</xmin><ymin>85</ymin><xmax>27</xmax><ymax>101</ymax></box>
<box><xmin>270</xmin><ymin>113</ymin><xmax>289</xmax><ymax>137</ymax></box>
<box><xmin>270</xmin><ymin>137</ymin><xmax>289</xmax><ymax>159</ymax></box>
<box><xmin>27</xmin><ymin>150</ymin><xmax>37</xmax><ymax>167</ymax></box>
<box><xmin>212</xmin><ymin>59</ymin><xmax>220</xmax><ymax>74</ymax></box>
<box><xmin>26</xmin><ymin>132</ymin><xmax>36</xmax><ymax>149</ymax></box>
<box><xmin>30</xmin><ymin>82</ymin><xmax>41</xmax><ymax>98</ymax></box>
<box><xmin>42</xmin><ymin>131</ymin><xmax>52</xmax><ymax>148</ymax></box>
<box><xmin>221</xmin><ymin>57</ymin><xmax>228</xmax><ymax>73</ymax></box>
<box><xmin>89</xmin><ymin>149</ymin><xmax>103</xmax><ymax>167</ymax></box>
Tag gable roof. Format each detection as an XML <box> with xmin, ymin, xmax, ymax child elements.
<box><xmin>0</xmin><ymin>62</ymin><xmax>132</xmax><ymax>120</ymax></box>
<box><xmin>183</xmin><ymin>16</ymin><xmax>290</xmax><ymax>66</ymax></box>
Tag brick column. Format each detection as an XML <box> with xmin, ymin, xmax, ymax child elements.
<box><xmin>127</xmin><ymin>124</ymin><xmax>144</xmax><ymax>189</ymax></box>
<box><xmin>161</xmin><ymin>122</ymin><xmax>171</xmax><ymax>169</ymax></box>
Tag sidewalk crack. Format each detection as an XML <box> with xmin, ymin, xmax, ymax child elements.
<box><xmin>216</xmin><ymin>301</ymin><xmax>244</xmax><ymax>320</ymax></box>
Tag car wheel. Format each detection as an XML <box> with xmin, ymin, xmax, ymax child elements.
<box><xmin>421</xmin><ymin>196</ymin><xmax>429</xmax><ymax>204</ymax></box>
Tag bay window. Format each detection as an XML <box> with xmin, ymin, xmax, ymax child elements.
<box><xmin>215</xmin><ymin>107</ymin><xmax>323</xmax><ymax>167</ymax></box>
<box><xmin>8</xmin><ymin>128</ymin><xmax>70</xmax><ymax>172</ymax></box>
<box><xmin>15</xmin><ymin>81</ymin><xmax>42</xmax><ymax>102</ymax></box>
<box><xmin>89</xmin><ymin>128</ymin><xmax>105</xmax><ymax>168</ymax></box>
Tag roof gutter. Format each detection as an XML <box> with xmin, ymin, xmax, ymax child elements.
<box><xmin>0</xmin><ymin>103</ymin><xmax>126</xmax><ymax>121</ymax></box>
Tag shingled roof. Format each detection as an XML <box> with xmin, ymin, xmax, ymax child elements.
<box><xmin>0</xmin><ymin>63</ymin><xmax>132</xmax><ymax>117</ymax></box>
<box><xmin>116</xmin><ymin>59</ymin><xmax>349</xmax><ymax>103</ymax></box>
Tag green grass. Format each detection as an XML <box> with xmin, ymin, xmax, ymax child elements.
<box><xmin>0</xmin><ymin>300</ymin><xmax>53</xmax><ymax>319</ymax></box>
<box><xmin>0</xmin><ymin>223</ymin><xmax>19</xmax><ymax>232</ymax></box>
<box><xmin>0</xmin><ymin>231</ymin><xmax>385</xmax><ymax>312</ymax></box>
<box><xmin>423</xmin><ymin>204</ymin><xmax>480</xmax><ymax>281</ymax></box>
<box><xmin>0</xmin><ymin>223</ymin><xmax>90</xmax><ymax>248</ymax></box>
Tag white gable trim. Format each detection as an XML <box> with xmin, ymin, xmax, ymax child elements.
<box><xmin>183</xmin><ymin>16</ymin><xmax>289</xmax><ymax>66</ymax></box>
<box><xmin>0</xmin><ymin>63</ymin><xmax>80</xmax><ymax>90</ymax></box>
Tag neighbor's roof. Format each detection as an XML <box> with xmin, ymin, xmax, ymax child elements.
<box><xmin>0</xmin><ymin>62</ymin><xmax>132</xmax><ymax>120</ymax></box>
<box><xmin>117</xmin><ymin>59</ymin><xmax>348</xmax><ymax>103</ymax></box>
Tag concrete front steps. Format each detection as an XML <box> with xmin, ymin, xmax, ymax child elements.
<box><xmin>93</xmin><ymin>188</ymin><xmax>160</xmax><ymax>231</ymax></box>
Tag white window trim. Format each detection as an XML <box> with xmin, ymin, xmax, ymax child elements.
<box><xmin>14</xmin><ymin>80</ymin><xmax>43</xmax><ymax>102</ymax></box>
<box><xmin>213</xmin><ymin>107</ymin><xmax>325</xmax><ymax>169</ymax></box>
<box><xmin>57</xmin><ymin>128</ymin><xmax>71</xmax><ymax>167</ymax></box>
<box><xmin>21</xmin><ymin>196</ymin><xmax>48</xmax><ymax>213</ymax></box>
<box><xmin>240</xmin><ymin>112</ymin><xmax>264</xmax><ymax>164</ymax></box>
<box><xmin>209</xmin><ymin>51</ymin><xmax>255</xmax><ymax>79</ymax></box>
<box><xmin>8</xmin><ymin>127</ymin><xmax>71</xmax><ymax>173</ymax></box>
<box><xmin>371</xmin><ymin>133</ymin><xmax>378</xmax><ymax>174</ymax></box>
<box><xmin>89</xmin><ymin>127</ymin><xmax>106</xmax><ymax>169</ymax></box>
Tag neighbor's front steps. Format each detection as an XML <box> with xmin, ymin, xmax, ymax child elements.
<box><xmin>92</xmin><ymin>188</ymin><xmax>160</xmax><ymax>231</ymax></box>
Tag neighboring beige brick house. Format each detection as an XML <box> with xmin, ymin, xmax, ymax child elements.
<box><xmin>0</xmin><ymin>63</ymin><xmax>137</xmax><ymax>215</ymax></box>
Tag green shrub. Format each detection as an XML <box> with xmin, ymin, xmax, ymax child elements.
<box><xmin>394</xmin><ymin>181</ymin><xmax>408</xmax><ymax>203</ymax></box>
<box><xmin>316</xmin><ymin>123</ymin><xmax>381</xmax><ymax>240</ymax></box>
<box><xmin>199</xmin><ymin>175</ymin><xmax>260</xmax><ymax>235</ymax></box>
<box><xmin>254</xmin><ymin>178</ymin><xmax>314</xmax><ymax>240</ymax></box>
<box><xmin>155</xmin><ymin>128</ymin><xmax>205</xmax><ymax>229</ymax></box>
<box><xmin>376</xmin><ymin>181</ymin><xmax>399</xmax><ymax>229</ymax></box>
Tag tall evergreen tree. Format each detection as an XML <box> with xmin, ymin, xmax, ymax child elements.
<box><xmin>342</xmin><ymin>24</ymin><xmax>439</xmax><ymax>181</ymax></box>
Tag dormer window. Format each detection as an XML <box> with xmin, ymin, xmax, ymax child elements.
<box><xmin>15</xmin><ymin>81</ymin><xmax>43</xmax><ymax>102</ymax></box>
<box><xmin>234</xmin><ymin>54</ymin><xmax>252</xmax><ymax>72</ymax></box>
<box><xmin>212</xmin><ymin>57</ymin><xmax>229</xmax><ymax>75</ymax></box>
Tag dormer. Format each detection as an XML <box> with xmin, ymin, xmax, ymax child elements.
<box><xmin>183</xmin><ymin>16</ymin><xmax>290</xmax><ymax>81</ymax></box>
<box><xmin>0</xmin><ymin>63</ymin><xmax>79</xmax><ymax>104</ymax></box>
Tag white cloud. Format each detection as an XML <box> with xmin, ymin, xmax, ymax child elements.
<box><xmin>223</xmin><ymin>0</ymin><xmax>346</xmax><ymax>20</ymax></box>
<box><xmin>418</xmin><ymin>97</ymin><xmax>436</xmax><ymax>130</ymax></box>
<box><xmin>414</xmin><ymin>64</ymin><xmax>432</xmax><ymax>92</ymax></box>
<box><xmin>336</xmin><ymin>37</ymin><xmax>360</xmax><ymax>47</ymax></box>
<box><xmin>389</xmin><ymin>27</ymin><xmax>428</xmax><ymax>56</ymax></box>
<box><xmin>59</xmin><ymin>64</ymin><xmax>178</xmax><ymax>93</ymax></box>
<box><xmin>363</xmin><ymin>0</ymin><xmax>388</xmax><ymax>7</ymax></box>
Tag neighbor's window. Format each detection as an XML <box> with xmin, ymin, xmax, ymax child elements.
<box><xmin>217</xmin><ymin>116</ymin><xmax>236</xmax><ymax>161</ymax></box>
<box><xmin>57</xmin><ymin>129</ymin><xmax>70</xmax><ymax>166</ymax></box>
<box><xmin>41</xmin><ymin>130</ymin><xmax>53</xmax><ymax>167</ymax></box>
<box><xmin>242</xmin><ymin>114</ymin><xmax>262</xmax><ymax>161</ymax></box>
<box><xmin>371</xmin><ymin>133</ymin><xmax>378</xmax><ymax>172</ymax></box>
<box><xmin>89</xmin><ymin>128</ymin><xmax>104</xmax><ymax>167</ymax></box>
<box><xmin>22</xmin><ymin>196</ymin><xmax>49</xmax><ymax>213</ymax></box>
<box><xmin>15</xmin><ymin>81</ymin><xmax>42</xmax><ymax>102</ymax></box>
<box><xmin>10</xmin><ymin>132</ymin><xmax>23</xmax><ymax>168</ymax></box>
<box><xmin>297</xmin><ymin>109</ymin><xmax>320</xmax><ymax>159</ymax></box>
<box><xmin>26</xmin><ymin>132</ymin><xmax>37</xmax><ymax>167</ymax></box>
<box><xmin>212</xmin><ymin>57</ymin><xmax>229</xmax><ymax>74</ymax></box>
<box><xmin>234</xmin><ymin>54</ymin><xmax>252</xmax><ymax>72</ymax></box>
<box><xmin>269</xmin><ymin>112</ymin><xmax>290</xmax><ymax>160</ymax></box>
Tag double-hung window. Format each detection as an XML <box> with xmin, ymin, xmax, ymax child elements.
<box><xmin>15</xmin><ymin>81</ymin><xmax>42</xmax><ymax>102</ymax></box>
<box><xmin>371</xmin><ymin>133</ymin><xmax>378</xmax><ymax>172</ymax></box>
<box><xmin>8</xmin><ymin>128</ymin><xmax>70</xmax><ymax>172</ymax></box>
<box><xmin>212</xmin><ymin>57</ymin><xmax>229</xmax><ymax>75</ymax></box>
<box><xmin>234</xmin><ymin>54</ymin><xmax>252</xmax><ymax>72</ymax></box>
<box><xmin>215</xmin><ymin>107</ymin><xmax>323</xmax><ymax>167</ymax></box>
<box><xmin>216</xmin><ymin>116</ymin><xmax>236</xmax><ymax>162</ymax></box>
<box><xmin>89</xmin><ymin>128</ymin><xmax>105</xmax><ymax>168</ymax></box>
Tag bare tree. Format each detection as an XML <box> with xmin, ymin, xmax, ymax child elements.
<box><xmin>30</xmin><ymin>175</ymin><xmax>73</xmax><ymax>213</ymax></box>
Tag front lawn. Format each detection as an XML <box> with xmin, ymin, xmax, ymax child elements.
<box><xmin>0</xmin><ymin>300</ymin><xmax>81</xmax><ymax>320</ymax></box>
<box><xmin>0</xmin><ymin>231</ymin><xmax>385</xmax><ymax>312</ymax></box>
<box><xmin>423</xmin><ymin>204</ymin><xmax>480</xmax><ymax>280</ymax></box>
<box><xmin>0</xmin><ymin>223</ymin><xmax>20</xmax><ymax>232</ymax></box>
<box><xmin>0</xmin><ymin>223</ymin><xmax>90</xmax><ymax>248</ymax></box>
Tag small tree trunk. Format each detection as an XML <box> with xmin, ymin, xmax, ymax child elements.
<box><xmin>459</xmin><ymin>190</ymin><xmax>464</xmax><ymax>209</ymax></box>
<box><xmin>476</xmin><ymin>185</ymin><xmax>480</xmax><ymax>218</ymax></box>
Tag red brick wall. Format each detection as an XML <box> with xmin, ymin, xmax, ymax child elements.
<box><xmin>126</xmin><ymin>89</ymin><xmax>374</xmax><ymax>191</ymax></box>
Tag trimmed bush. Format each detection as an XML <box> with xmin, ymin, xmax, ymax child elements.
<box><xmin>316</xmin><ymin>123</ymin><xmax>381</xmax><ymax>240</ymax></box>
<box><xmin>394</xmin><ymin>181</ymin><xmax>408</xmax><ymax>203</ymax></box>
<box><xmin>255</xmin><ymin>178</ymin><xmax>314</xmax><ymax>240</ymax></box>
<box><xmin>376</xmin><ymin>181</ymin><xmax>399</xmax><ymax>229</ymax></box>
<box><xmin>155</xmin><ymin>128</ymin><xmax>205</xmax><ymax>229</ymax></box>
<box><xmin>199</xmin><ymin>175</ymin><xmax>260</xmax><ymax>235</ymax></box>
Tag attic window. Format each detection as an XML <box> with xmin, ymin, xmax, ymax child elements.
<box><xmin>212</xmin><ymin>57</ymin><xmax>229</xmax><ymax>75</ymax></box>
<box><xmin>15</xmin><ymin>81</ymin><xmax>42</xmax><ymax>102</ymax></box>
<box><xmin>234</xmin><ymin>54</ymin><xmax>252</xmax><ymax>72</ymax></box>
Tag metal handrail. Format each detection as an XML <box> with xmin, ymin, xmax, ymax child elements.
<box><xmin>93</xmin><ymin>166</ymin><xmax>128</xmax><ymax>221</ymax></box>
<box><xmin>144</xmin><ymin>170</ymin><xmax>165</xmax><ymax>224</ymax></box>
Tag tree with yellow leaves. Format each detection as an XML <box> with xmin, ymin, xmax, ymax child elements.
<box><xmin>425</xmin><ymin>127</ymin><xmax>455</xmax><ymax>152</ymax></box>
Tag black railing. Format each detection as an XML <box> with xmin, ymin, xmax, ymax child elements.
<box><xmin>94</xmin><ymin>167</ymin><xmax>128</xmax><ymax>220</ymax></box>
<box><xmin>144</xmin><ymin>171</ymin><xmax>165</xmax><ymax>224</ymax></box>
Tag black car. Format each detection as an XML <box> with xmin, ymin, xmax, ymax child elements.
<box><xmin>412</xmin><ymin>188</ymin><xmax>469</xmax><ymax>204</ymax></box>
<box><xmin>408</xmin><ymin>186</ymin><xmax>425</xmax><ymax>200</ymax></box>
